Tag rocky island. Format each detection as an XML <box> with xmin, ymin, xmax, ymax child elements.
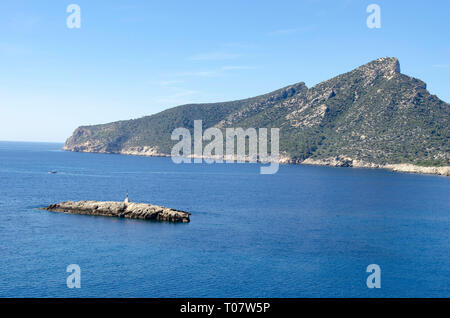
<box><xmin>62</xmin><ymin>57</ymin><xmax>449</xmax><ymax>176</ymax></box>
<box><xmin>41</xmin><ymin>199</ymin><xmax>190</xmax><ymax>223</ymax></box>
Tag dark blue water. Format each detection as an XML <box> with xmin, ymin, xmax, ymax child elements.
<box><xmin>0</xmin><ymin>141</ymin><xmax>449</xmax><ymax>297</ymax></box>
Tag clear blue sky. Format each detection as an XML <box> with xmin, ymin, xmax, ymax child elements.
<box><xmin>1</xmin><ymin>0</ymin><xmax>449</xmax><ymax>142</ymax></box>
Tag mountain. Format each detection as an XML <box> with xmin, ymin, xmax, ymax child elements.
<box><xmin>63</xmin><ymin>57</ymin><xmax>450</xmax><ymax>175</ymax></box>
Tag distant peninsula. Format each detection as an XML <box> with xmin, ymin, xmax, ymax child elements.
<box><xmin>62</xmin><ymin>57</ymin><xmax>449</xmax><ymax>176</ymax></box>
<box><xmin>41</xmin><ymin>200</ymin><xmax>191</xmax><ymax>223</ymax></box>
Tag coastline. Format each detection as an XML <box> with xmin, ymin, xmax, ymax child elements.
<box><xmin>301</xmin><ymin>157</ymin><xmax>450</xmax><ymax>177</ymax></box>
<box><xmin>61</xmin><ymin>146</ymin><xmax>450</xmax><ymax>177</ymax></box>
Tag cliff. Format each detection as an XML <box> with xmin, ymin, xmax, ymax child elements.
<box><xmin>42</xmin><ymin>201</ymin><xmax>191</xmax><ymax>223</ymax></box>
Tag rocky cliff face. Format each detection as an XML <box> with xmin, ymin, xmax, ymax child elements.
<box><xmin>63</xmin><ymin>57</ymin><xmax>449</xmax><ymax>175</ymax></box>
<box><xmin>42</xmin><ymin>201</ymin><xmax>191</xmax><ymax>223</ymax></box>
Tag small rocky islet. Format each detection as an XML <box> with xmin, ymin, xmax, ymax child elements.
<box><xmin>40</xmin><ymin>196</ymin><xmax>190</xmax><ymax>223</ymax></box>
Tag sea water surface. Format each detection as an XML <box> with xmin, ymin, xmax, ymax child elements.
<box><xmin>0</xmin><ymin>141</ymin><xmax>449</xmax><ymax>297</ymax></box>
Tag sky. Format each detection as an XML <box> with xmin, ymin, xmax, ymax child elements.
<box><xmin>0</xmin><ymin>0</ymin><xmax>449</xmax><ymax>142</ymax></box>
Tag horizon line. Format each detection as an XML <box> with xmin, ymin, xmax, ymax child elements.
<box><xmin>0</xmin><ymin>140</ymin><xmax>65</xmax><ymax>144</ymax></box>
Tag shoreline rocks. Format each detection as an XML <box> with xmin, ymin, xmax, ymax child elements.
<box><xmin>41</xmin><ymin>200</ymin><xmax>191</xmax><ymax>223</ymax></box>
<box><xmin>62</xmin><ymin>147</ymin><xmax>450</xmax><ymax>177</ymax></box>
<box><xmin>301</xmin><ymin>156</ymin><xmax>450</xmax><ymax>177</ymax></box>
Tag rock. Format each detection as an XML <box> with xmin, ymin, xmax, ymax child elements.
<box><xmin>301</xmin><ymin>157</ymin><xmax>450</xmax><ymax>176</ymax></box>
<box><xmin>385</xmin><ymin>164</ymin><xmax>450</xmax><ymax>177</ymax></box>
<box><xmin>302</xmin><ymin>156</ymin><xmax>355</xmax><ymax>167</ymax></box>
<box><xmin>41</xmin><ymin>200</ymin><xmax>191</xmax><ymax>223</ymax></box>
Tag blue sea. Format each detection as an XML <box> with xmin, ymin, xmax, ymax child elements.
<box><xmin>0</xmin><ymin>141</ymin><xmax>449</xmax><ymax>297</ymax></box>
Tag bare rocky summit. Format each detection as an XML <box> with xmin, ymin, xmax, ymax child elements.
<box><xmin>63</xmin><ymin>57</ymin><xmax>449</xmax><ymax>176</ymax></box>
<box><xmin>42</xmin><ymin>201</ymin><xmax>191</xmax><ymax>223</ymax></box>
